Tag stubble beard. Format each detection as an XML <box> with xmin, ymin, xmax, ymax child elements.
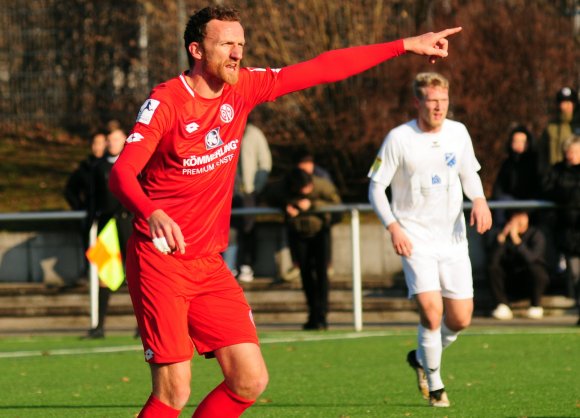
<box><xmin>201</xmin><ymin>60</ymin><xmax>240</xmax><ymax>87</ymax></box>
<box><xmin>222</xmin><ymin>67</ymin><xmax>239</xmax><ymax>85</ymax></box>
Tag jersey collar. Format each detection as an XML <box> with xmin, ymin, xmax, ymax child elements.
<box><xmin>179</xmin><ymin>72</ymin><xmax>196</xmax><ymax>98</ymax></box>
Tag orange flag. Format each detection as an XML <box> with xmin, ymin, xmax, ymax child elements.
<box><xmin>86</xmin><ymin>218</ymin><xmax>125</xmax><ymax>291</ymax></box>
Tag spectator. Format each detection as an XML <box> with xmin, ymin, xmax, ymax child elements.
<box><xmin>542</xmin><ymin>135</ymin><xmax>580</xmax><ymax>325</ymax></box>
<box><xmin>280</xmin><ymin>168</ymin><xmax>341</xmax><ymax>330</ymax></box>
<box><xmin>293</xmin><ymin>146</ymin><xmax>334</xmax><ymax>183</ymax></box>
<box><xmin>64</xmin><ymin>131</ymin><xmax>106</xmax><ymax>283</ymax></box>
<box><xmin>291</xmin><ymin>147</ymin><xmax>340</xmax><ymax>277</ymax></box>
<box><xmin>538</xmin><ymin>86</ymin><xmax>580</xmax><ymax>174</ymax></box>
<box><xmin>229</xmin><ymin>123</ymin><xmax>272</xmax><ymax>282</ymax></box>
<box><xmin>488</xmin><ymin>210</ymin><xmax>549</xmax><ymax>320</ymax></box>
<box><xmin>275</xmin><ymin>146</ymin><xmax>333</xmax><ymax>283</ymax></box>
<box><xmin>64</xmin><ymin>131</ymin><xmax>106</xmax><ymax>211</ymax></box>
<box><xmin>84</xmin><ymin>127</ymin><xmax>132</xmax><ymax>339</ymax></box>
<box><xmin>491</xmin><ymin>125</ymin><xmax>540</xmax><ymax>226</ymax></box>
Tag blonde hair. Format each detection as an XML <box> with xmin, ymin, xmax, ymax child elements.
<box><xmin>413</xmin><ymin>72</ymin><xmax>450</xmax><ymax>99</ymax></box>
<box><xmin>562</xmin><ymin>134</ymin><xmax>580</xmax><ymax>154</ymax></box>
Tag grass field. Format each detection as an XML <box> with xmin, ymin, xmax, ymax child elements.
<box><xmin>0</xmin><ymin>327</ymin><xmax>578</xmax><ymax>418</ymax></box>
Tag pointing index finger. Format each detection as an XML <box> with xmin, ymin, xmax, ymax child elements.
<box><xmin>437</xmin><ymin>27</ymin><xmax>463</xmax><ymax>38</ymax></box>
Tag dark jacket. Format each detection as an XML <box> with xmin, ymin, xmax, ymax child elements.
<box><xmin>64</xmin><ymin>154</ymin><xmax>100</xmax><ymax>210</ymax></box>
<box><xmin>489</xmin><ymin>226</ymin><xmax>547</xmax><ymax>270</ymax></box>
<box><xmin>91</xmin><ymin>155</ymin><xmax>129</xmax><ymax>230</ymax></box>
<box><xmin>492</xmin><ymin>134</ymin><xmax>540</xmax><ymax>200</ymax></box>
<box><xmin>267</xmin><ymin>175</ymin><xmax>341</xmax><ymax>238</ymax></box>
<box><xmin>542</xmin><ymin>161</ymin><xmax>580</xmax><ymax>255</ymax></box>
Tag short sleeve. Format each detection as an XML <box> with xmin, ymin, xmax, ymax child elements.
<box><xmin>368</xmin><ymin>133</ymin><xmax>400</xmax><ymax>187</ymax></box>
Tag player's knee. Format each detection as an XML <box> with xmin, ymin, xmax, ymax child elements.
<box><xmin>171</xmin><ymin>385</ymin><xmax>192</xmax><ymax>409</ymax></box>
<box><xmin>252</xmin><ymin>370</ymin><xmax>269</xmax><ymax>397</ymax></box>
<box><xmin>155</xmin><ymin>384</ymin><xmax>190</xmax><ymax>410</ymax></box>
<box><xmin>447</xmin><ymin>316</ymin><xmax>471</xmax><ymax>331</ymax></box>
<box><xmin>229</xmin><ymin>368</ymin><xmax>269</xmax><ymax>400</ymax></box>
<box><xmin>421</xmin><ymin>319</ymin><xmax>440</xmax><ymax>330</ymax></box>
<box><xmin>153</xmin><ymin>368</ymin><xmax>192</xmax><ymax>409</ymax></box>
<box><xmin>420</xmin><ymin>313</ymin><xmax>442</xmax><ymax>330</ymax></box>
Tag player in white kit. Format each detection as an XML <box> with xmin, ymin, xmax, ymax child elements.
<box><xmin>368</xmin><ymin>72</ymin><xmax>492</xmax><ymax>407</ymax></box>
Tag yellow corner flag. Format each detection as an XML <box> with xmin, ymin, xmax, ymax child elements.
<box><xmin>86</xmin><ymin>218</ymin><xmax>125</xmax><ymax>291</ymax></box>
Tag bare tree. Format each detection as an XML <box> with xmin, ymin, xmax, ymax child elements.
<box><xmin>1</xmin><ymin>0</ymin><xmax>578</xmax><ymax>201</ymax></box>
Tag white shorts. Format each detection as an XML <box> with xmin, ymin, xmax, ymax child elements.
<box><xmin>401</xmin><ymin>239</ymin><xmax>473</xmax><ymax>299</ymax></box>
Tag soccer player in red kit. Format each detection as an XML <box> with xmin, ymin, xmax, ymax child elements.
<box><xmin>109</xmin><ymin>6</ymin><xmax>462</xmax><ymax>418</ymax></box>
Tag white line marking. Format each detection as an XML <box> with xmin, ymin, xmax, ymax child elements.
<box><xmin>0</xmin><ymin>345</ymin><xmax>142</xmax><ymax>359</ymax></box>
<box><xmin>0</xmin><ymin>328</ymin><xmax>577</xmax><ymax>359</ymax></box>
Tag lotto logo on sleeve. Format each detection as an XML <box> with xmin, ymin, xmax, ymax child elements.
<box><xmin>136</xmin><ymin>99</ymin><xmax>160</xmax><ymax>125</ymax></box>
<box><xmin>126</xmin><ymin>132</ymin><xmax>144</xmax><ymax>144</ymax></box>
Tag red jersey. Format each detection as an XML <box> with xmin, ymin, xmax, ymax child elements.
<box><xmin>110</xmin><ymin>40</ymin><xmax>405</xmax><ymax>259</ymax></box>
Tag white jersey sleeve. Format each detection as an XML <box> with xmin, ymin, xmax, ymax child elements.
<box><xmin>368</xmin><ymin>180</ymin><xmax>396</xmax><ymax>227</ymax></box>
<box><xmin>367</xmin><ymin>131</ymin><xmax>401</xmax><ymax>187</ymax></box>
<box><xmin>457</xmin><ymin>127</ymin><xmax>485</xmax><ymax>201</ymax></box>
<box><xmin>367</xmin><ymin>131</ymin><xmax>403</xmax><ymax>227</ymax></box>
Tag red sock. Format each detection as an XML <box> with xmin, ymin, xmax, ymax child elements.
<box><xmin>138</xmin><ymin>394</ymin><xmax>181</xmax><ymax>418</ymax></box>
<box><xmin>192</xmin><ymin>381</ymin><xmax>255</xmax><ymax>418</ymax></box>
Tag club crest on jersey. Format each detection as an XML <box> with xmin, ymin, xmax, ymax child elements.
<box><xmin>205</xmin><ymin>127</ymin><xmax>224</xmax><ymax>150</ymax></box>
<box><xmin>445</xmin><ymin>153</ymin><xmax>456</xmax><ymax>168</ymax></box>
<box><xmin>136</xmin><ymin>99</ymin><xmax>160</xmax><ymax>125</ymax></box>
<box><xmin>432</xmin><ymin>174</ymin><xmax>441</xmax><ymax>185</ymax></box>
<box><xmin>220</xmin><ymin>104</ymin><xmax>234</xmax><ymax>123</ymax></box>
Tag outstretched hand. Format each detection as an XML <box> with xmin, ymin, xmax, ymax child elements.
<box><xmin>403</xmin><ymin>27</ymin><xmax>462</xmax><ymax>64</ymax></box>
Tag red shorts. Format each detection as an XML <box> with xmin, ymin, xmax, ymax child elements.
<box><xmin>126</xmin><ymin>234</ymin><xmax>259</xmax><ymax>363</ymax></box>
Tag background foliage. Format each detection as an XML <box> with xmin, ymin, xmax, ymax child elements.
<box><xmin>0</xmin><ymin>0</ymin><xmax>579</xmax><ymax>209</ymax></box>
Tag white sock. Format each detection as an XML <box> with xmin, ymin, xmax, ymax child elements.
<box><xmin>417</xmin><ymin>324</ymin><xmax>444</xmax><ymax>392</ymax></box>
<box><xmin>441</xmin><ymin>320</ymin><xmax>459</xmax><ymax>350</ymax></box>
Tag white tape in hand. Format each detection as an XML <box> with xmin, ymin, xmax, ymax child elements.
<box><xmin>152</xmin><ymin>237</ymin><xmax>171</xmax><ymax>254</ymax></box>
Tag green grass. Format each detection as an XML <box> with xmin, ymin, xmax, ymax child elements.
<box><xmin>0</xmin><ymin>328</ymin><xmax>579</xmax><ymax>417</ymax></box>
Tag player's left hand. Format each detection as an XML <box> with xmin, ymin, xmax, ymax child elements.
<box><xmin>403</xmin><ymin>27</ymin><xmax>462</xmax><ymax>64</ymax></box>
<box><xmin>470</xmin><ymin>198</ymin><xmax>492</xmax><ymax>234</ymax></box>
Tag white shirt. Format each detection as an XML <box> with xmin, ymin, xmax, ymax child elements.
<box><xmin>368</xmin><ymin>119</ymin><xmax>483</xmax><ymax>244</ymax></box>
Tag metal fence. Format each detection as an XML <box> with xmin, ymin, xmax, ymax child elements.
<box><xmin>0</xmin><ymin>200</ymin><xmax>558</xmax><ymax>331</ymax></box>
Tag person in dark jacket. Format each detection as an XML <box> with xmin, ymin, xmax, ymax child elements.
<box><xmin>270</xmin><ymin>168</ymin><xmax>341</xmax><ymax>330</ymax></box>
<box><xmin>542</xmin><ymin>134</ymin><xmax>580</xmax><ymax>324</ymax></box>
<box><xmin>64</xmin><ymin>132</ymin><xmax>107</xmax><ymax>280</ymax></box>
<box><xmin>492</xmin><ymin>125</ymin><xmax>540</xmax><ymax>226</ymax></box>
<box><xmin>488</xmin><ymin>210</ymin><xmax>550</xmax><ymax>320</ymax></box>
<box><xmin>84</xmin><ymin>127</ymin><xmax>133</xmax><ymax>339</ymax></box>
<box><xmin>64</xmin><ymin>132</ymin><xmax>107</xmax><ymax>211</ymax></box>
